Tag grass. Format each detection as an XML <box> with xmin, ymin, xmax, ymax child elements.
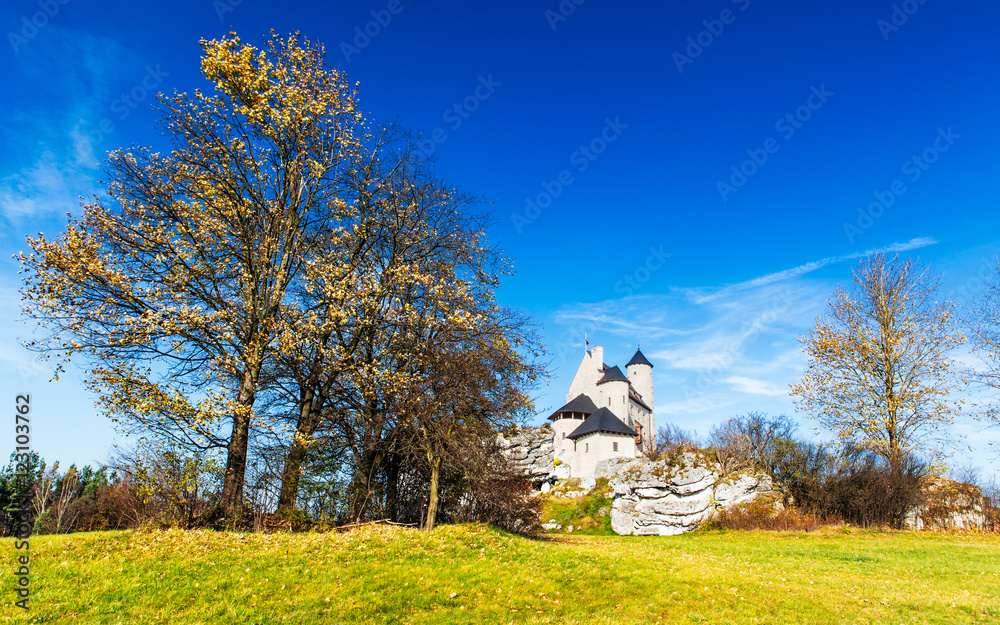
<box><xmin>539</xmin><ymin>477</ymin><xmax>616</xmax><ymax>535</ymax></box>
<box><xmin>2</xmin><ymin>525</ymin><xmax>998</xmax><ymax>624</ymax></box>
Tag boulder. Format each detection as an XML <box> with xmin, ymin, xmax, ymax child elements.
<box><xmin>497</xmin><ymin>426</ymin><xmax>556</xmax><ymax>482</ymax></box>
<box><xmin>607</xmin><ymin>453</ymin><xmax>780</xmax><ymax>536</ymax></box>
<box><xmin>903</xmin><ymin>477</ymin><xmax>988</xmax><ymax>530</ymax></box>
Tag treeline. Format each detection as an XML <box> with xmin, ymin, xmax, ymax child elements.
<box><xmin>657</xmin><ymin>412</ymin><xmax>999</xmax><ymax>529</ymax></box>
<box><xmin>18</xmin><ymin>33</ymin><xmax>543</xmax><ymax>532</ymax></box>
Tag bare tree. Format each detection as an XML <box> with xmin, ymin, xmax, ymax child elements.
<box><xmin>52</xmin><ymin>469</ymin><xmax>80</xmax><ymax>534</ymax></box>
<box><xmin>968</xmin><ymin>258</ymin><xmax>1000</xmax><ymax>430</ymax></box>
<box><xmin>791</xmin><ymin>254</ymin><xmax>965</xmax><ymax>474</ymax></box>
<box><xmin>709</xmin><ymin>412</ymin><xmax>795</xmax><ymax>474</ymax></box>
<box><xmin>31</xmin><ymin>461</ymin><xmax>59</xmax><ymax>528</ymax></box>
<box><xmin>651</xmin><ymin>423</ymin><xmax>702</xmax><ymax>459</ymax></box>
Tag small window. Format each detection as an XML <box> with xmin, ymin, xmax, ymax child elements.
<box><xmin>585</xmin><ymin>443</ymin><xmax>589</xmax><ymax>453</ymax></box>
<box><xmin>562</xmin><ymin>433</ymin><xmax>566</xmax><ymax>439</ymax></box>
<box><xmin>613</xmin><ymin>442</ymin><xmax>619</xmax><ymax>452</ymax></box>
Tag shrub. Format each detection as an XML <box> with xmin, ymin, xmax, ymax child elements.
<box><xmin>704</xmin><ymin>499</ymin><xmax>833</xmax><ymax>532</ymax></box>
<box><xmin>820</xmin><ymin>447</ymin><xmax>927</xmax><ymax>529</ymax></box>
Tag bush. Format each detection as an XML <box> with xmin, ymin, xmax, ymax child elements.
<box><xmin>454</xmin><ymin>476</ymin><xmax>541</xmax><ymax>535</ymax></box>
<box><xmin>708</xmin><ymin>412</ymin><xmax>796</xmax><ymax>474</ymax></box>
<box><xmin>704</xmin><ymin>499</ymin><xmax>833</xmax><ymax>532</ymax></box>
<box><xmin>820</xmin><ymin>447</ymin><xmax>927</xmax><ymax>529</ymax></box>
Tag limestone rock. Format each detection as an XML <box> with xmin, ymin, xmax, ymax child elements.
<box><xmin>607</xmin><ymin>453</ymin><xmax>780</xmax><ymax>536</ymax></box>
<box><xmin>497</xmin><ymin>426</ymin><xmax>555</xmax><ymax>481</ymax></box>
<box><xmin>903</xmin><ymin>477</ymin><xmax>988</xmax><ymax>530</ymax></box>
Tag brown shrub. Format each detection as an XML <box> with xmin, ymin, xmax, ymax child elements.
<box><xmin>703</xmin><ymin>499</ymin><xmax>837</xmax><ymax>532</ymax></box>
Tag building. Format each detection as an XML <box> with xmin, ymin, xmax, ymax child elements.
<box><xmin>548</xmin><ymin>345</ymin><xmax>655</xmax><ymax>478</ymax></box>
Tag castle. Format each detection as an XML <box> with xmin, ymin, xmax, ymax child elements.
<box><xmin>548</xmin><ymin>345</ymin><xmax>655</xmax><ymax>479</ymax></box>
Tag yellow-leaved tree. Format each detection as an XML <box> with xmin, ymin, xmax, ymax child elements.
<box><xmin>19</xmin><ymin>32</ymin><xmax>366</xmax><ymax>520</ymax></box>
<box><xmin>791</xmin><ymin>254</ymin><xmax>966</xmax><ymax>475</ymax></box>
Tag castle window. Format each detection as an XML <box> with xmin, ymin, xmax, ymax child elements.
<box><xmin>585</xmin><ymin>443</ymin><xmax>589</xmax><ymax>453</ymax></box>
<box><xmin>613</xmin><ymin>442</ymin><xmax>619</xmax><ymax>452</ymax></box>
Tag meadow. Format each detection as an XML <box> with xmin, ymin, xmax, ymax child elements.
<box><xmin>2</xmin><ymin>525</ymin><xmax>997</xmax><ymax>624</ymax></box>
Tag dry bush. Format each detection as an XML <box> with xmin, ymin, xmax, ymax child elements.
<box><xmin>821</xmin><ymin>448</ymin><xmax>926</xmax><ymax>528</ymax></box>
<box><xmin>708</xmin><ymin>412</ymin><xmax>796</xmax><ymax>474</ymax></box>
<box><xmin>651</xmin><ymin>423</ymin><xmax>702</xmax><ymax>459</ymax></box>
<box><xmin>704</xmin><ymin>499</ymin><xmax>834</xmax><ymax>532</ymax></box>
<box><xmin>454</xmin><ymin>476</ymin><xmax>541</xmax><ymax>535</ymax></box>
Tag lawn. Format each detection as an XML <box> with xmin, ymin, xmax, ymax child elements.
<box><xmin>1</xmin><ymin>525</ymin><xmax>997</xmax><ymax>624</ymax></box>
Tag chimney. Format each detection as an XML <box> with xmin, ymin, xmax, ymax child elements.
<box><xmin>591</xmin><ymin>345</ymin><xmax>603</xmax><ymax>370</ymax></box>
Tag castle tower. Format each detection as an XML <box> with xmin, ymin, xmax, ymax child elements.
<box><xmin>626</xmin><ymin>348</ymin><xmax>655</xmax><ymax>449</ymax></box>
<box><xmin>567</xmin><ymin>345</ymin><xmax>603</xmax><ymax>402</ymax></box>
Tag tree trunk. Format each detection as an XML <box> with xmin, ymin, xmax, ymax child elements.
<box><xmin>385</xmin><ymin>452</ymin><xmax>400</xmax><ymax>522</ymax></box>
<box><xmin>424</xmin><ymin>454</ymin><xmax>442</xmax><ymax>532</ymax></box>
<box><xmin>277</xmin><ymin>386</ymin><xmax>318</xmax><ymax>511</ymax></box>
<box><xmin>218</xmin><ymin>373</ymin><xmax>256</xmax><ymax>521</ymax></box>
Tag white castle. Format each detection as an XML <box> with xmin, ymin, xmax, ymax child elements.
<box><xmin>548</xmin><ymin>345</ymin><xmax>655</xmax><ymax>479</ymax></box>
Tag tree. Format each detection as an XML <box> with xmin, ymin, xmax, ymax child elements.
<box><xmin>968</xmin><ymin>258</ymin><xmax>1000</xmax><ymax>428</ymax></box>
<box><xmin>19</xmin><ymin>32</ymin><xmax>365</xmax><ymax>519</ymax></box>
<box><xmin>791</xmin><ymin>254</ymin><xmax>965</xmax><ymax>474</ymax></box>
<box><xmin>708</xmin><ymin>412</ymin><xmax>796</xmax><ymax>474</ymax></box>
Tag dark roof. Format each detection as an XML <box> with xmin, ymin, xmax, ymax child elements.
<box><xmin>548</xmin><ymin>394</ymin><xmax>599</xmax><ymax>420</ymax></box>
<box><xmin>626</xmin><ymin>348</ymin><xmax>653</xmax><ymax>368</ymax></box>
<box><xmin>567</xmin><ymin>408</ymin><xmax>637</xmax><ymax>440</ymax></box>
<box><xmin>628</xmin><ymin>388</ymin><xmax>652</xmax><ymax>412</ymax></box>
<box><xmin>596</xmin><ymin>365</ymin><xmax>629</xmax><ymax>385</ymax></box>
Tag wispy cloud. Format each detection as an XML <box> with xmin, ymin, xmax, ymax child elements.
<box><xmin>689</xmin><ymin>237</ymin><xmax>939</xmax><ymax>304</ymax></box>
<box><xmin>724</xmin><ymin>376</ymin><xmax>787</xmax><ymax>397</ymax></box>
<box><xmin>543</xmin><ymin>237</ymin><xmax>940</xmax><ymax>429</ymax></box>
<box><xmin>0</xmin><ymin>27</ymin><xmax>142</xmax><ymax>223</ymax></box>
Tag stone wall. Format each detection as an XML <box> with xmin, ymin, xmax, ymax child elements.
<box><xmin>600</xmin><ymin>453</ymin><xmax>779</xmax><ymax>536</ymax></box>
<box><xmin>496</xmin><ymin>426</ymin><xmax>556</xmax><ymax>481</ymax></box>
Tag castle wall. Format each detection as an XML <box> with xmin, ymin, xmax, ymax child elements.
<box><xmin>627</xmin><ymin>362</ymin><xmax>655</xmax><ymax>449</ymax></box>
<box><xmin>594</xmin><ymin>378</ymin><xmax>630</xmax><ymax>423</ymax></box>
<box><xmin>570</xmin><ymin>432</ymin><xmax>636</xmax><ymax>479</ymax></box>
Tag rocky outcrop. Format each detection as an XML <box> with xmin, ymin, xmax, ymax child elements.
<box><xmin>903</xmin><ymin>477</ymin><xmax>988</xmax><ymax>530</ymax></box>
<box><xmin>497</xmin><ymin>426</ymin><xmax>555</xmax><ymax>481</ymax></box>
<box><xmin>601</xmin><ymin>454</ymin><xmax>779</xmax><ymax>536</ymax></box>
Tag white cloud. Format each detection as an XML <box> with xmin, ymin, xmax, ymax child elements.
<box><xmin>724</xmin><ymin>376</ymin><xmax>787</xmax><ymax>397</ymax></box>
<box><xmin>689</xmin><ymin>237</ymin><xmax>939</xmax><ymax>304</ymax></box>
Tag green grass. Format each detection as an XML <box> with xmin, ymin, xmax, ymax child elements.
<box><xmin>2</xmin><ymin>525</ymin><xmax>998</xmax><ymax>624</ymax></box>
<box><xmin>539</xmin><ymin>477</ymin><xmax>616</xmax><ymax>535</ymax></box>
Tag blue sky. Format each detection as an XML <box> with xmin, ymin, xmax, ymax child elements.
<box><xmin>1</xmin><ymin>0</ymin><xmax>998</xmax><ymax>477</ymax></box>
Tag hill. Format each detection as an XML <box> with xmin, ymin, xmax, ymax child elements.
<box><xmin>2</xmin><ymin>525</ymin><xmax>998</xmax><ymax>623</ymax></box>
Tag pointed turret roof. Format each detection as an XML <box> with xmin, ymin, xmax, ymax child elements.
<box><xmin>548</xmin><ymin>394</ymin><xmax>599</xmax><ymax>420</ymax></box>
<box><xmin>596</xmin><ymin>365</ymin><xmax>629</xmax><ymax>385</ymax></box>
<box><xmin>567</xmin><ymin>407</ymin><xmax>637</xmax><ymax>440</ymax></box>
<box><xmin>626</xmin><ymin>348</ymin><xmax>653</xmax><ymax>368</ymax></box>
